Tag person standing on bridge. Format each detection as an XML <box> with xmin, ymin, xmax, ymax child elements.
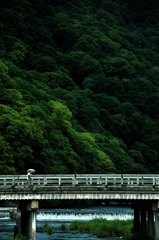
<box><xmin>27</xmin><ymin>170</ymin><xmax>31</xmax><ymax>185</ymax></box>
<box><xmin>27</xmin><ymin>168</ymin><xmax>35</xmax><ymax>185</ymax></box>
<box><xmin>26</xmin><ymin>169</ymin><xmax>35</xmax><ymax>185</ymax></box>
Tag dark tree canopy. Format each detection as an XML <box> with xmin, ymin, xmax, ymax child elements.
<box><xmin>0</xmin><ymin>0</ymin><xmax>159</xmax><ymax>174</ymax></box>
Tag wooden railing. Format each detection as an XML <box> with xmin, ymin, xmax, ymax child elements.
<box><xmin>0</xmin><ymin>174</ymin><xmax>159</xmax><ymax>188</ymax></box>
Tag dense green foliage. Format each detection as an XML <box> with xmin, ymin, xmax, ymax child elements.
<box><xmin>0</xmin><ymin>0</ymin><xmax>159</xmax><ymax>174</ymax></box>
<box><xmin>69</xmin><ymin>218</ymin><xmax>133</xmax><ymax>239</ymax></box>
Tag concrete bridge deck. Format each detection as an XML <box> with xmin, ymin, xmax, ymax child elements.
<box><xmin>1</xmin><ymin>174</ymin><xmax>159</xmax><ymax>240</ymax></box>
<box><xmin>0</xmin><ymin>174</ymin><xmax>159</xmax><ymax>200</ymax></box>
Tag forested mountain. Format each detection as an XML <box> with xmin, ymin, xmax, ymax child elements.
<box><xmin>0</xmin><ymin>0</ymin><xmax>159</xmax><ymax>174</ymax></box>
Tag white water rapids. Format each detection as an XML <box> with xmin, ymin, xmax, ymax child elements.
<box><xmin>37</xmin><ymin>206</ymin><xmax>134</xmax><ymax>221</ymax></box>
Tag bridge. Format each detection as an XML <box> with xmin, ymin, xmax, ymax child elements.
<box><xmin>1</xmin><ymin>174</ymin><xmax>159</xmax><ymax>200</ymax></box>
<box><xmin>1</xmin><ymin>174</ymin><xmax>159</xmax><ymax>240</ymax></box>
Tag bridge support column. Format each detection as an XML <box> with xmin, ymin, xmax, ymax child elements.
<box><xmin>131</xmin><ymin>200</ymin><xmax>159</xmax><ymax>240</ymax></box>
<box><xmin>134</xmin><ymin>209</ymin><xmax>140</xmax><ymax>233</ymax></box>
<box><xmin>14</xmin><ymin>209</ymin><xmax>21</xmax><ymax>237</ymax></box>
<box><xmin>18</xmin><ymin>200</ymin><xmax>39</xmax><ymax>240</ymax></box>
<box><xmin>155</xmin><ymin>211</ymin><xmax>159</xmax><ymax>240</ymax></box>
<box><xmin>148</xmin><ymin>211</ymin><xmax>154</xmax><ymax>236</ymax></box>
<box><xmin>141</xmin><ymin>210</ymin><xmax>146</xmax><ymax>235</ymax></box>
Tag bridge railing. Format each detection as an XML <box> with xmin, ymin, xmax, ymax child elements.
<box><xmin>0</xmin><ymin>174</ymin><xmax>159</xmax><ymax>188</ymax></box>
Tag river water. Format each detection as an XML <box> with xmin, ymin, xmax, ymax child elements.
<box><xmin>0</xmin><ymin>205</ymin><xmax>133</xmax><ymax>240</ymax></box>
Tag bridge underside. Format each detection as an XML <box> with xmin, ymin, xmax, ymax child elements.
<box><xmin>11</xmin><ymin>199</ymin><xmax>159</xmax><ymax>240</ymax></box>
<box><xmin>1</xmin><ymin>192</ymin><xmax>159</xmax><ymax>200</ymax></box>
<box><xmin>131</xmin><ymin>200</ymin><xmax>159</xmax><ymax>240</ymax></box>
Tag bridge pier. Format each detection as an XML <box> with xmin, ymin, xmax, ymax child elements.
<box><xmin>16</xmin><ymin>200</ymin><xmax>39</xmax><ymax>240</ymax></box>
<box><xmin>132</xmin><ymin>200</ymin><xmax>159</xmax><ymax>240</ymax></box>
<box><xmin>155</xmin><ymin>211</ymin><xmax>159</xmax><ymax>240</ymax></box>
<box><xmin>148</xmin><ymin>210</ymin><xmax>153</xmax><ymax>236</ymax></box>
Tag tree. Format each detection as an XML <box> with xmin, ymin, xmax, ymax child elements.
<box><xmin>0</xmin><ymin>104</ymin><xmax>44</xmax><ymax>173</ymax></box>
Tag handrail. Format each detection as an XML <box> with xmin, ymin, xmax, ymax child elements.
<box><xmin>0</xmin><ymin>174</ymin><xmax>158</xmax><ymax>187</ymax></box>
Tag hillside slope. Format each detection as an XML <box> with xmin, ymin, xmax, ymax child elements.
<box><xmin>0</xmin><ymin>0</ymin><xmax>159</xmax><ymax>174</ymax></box>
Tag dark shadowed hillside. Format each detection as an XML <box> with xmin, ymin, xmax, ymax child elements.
<box><xmin>0</xmin><ymin>0</ymin><xmax>159</xmax><ymax>174</ymax></box>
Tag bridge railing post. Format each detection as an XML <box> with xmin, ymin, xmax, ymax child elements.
<box><xmin>58</xmin><ymin>177</ymin><xmax>61</xmax><ymax>185</ymax></box>
<box><xmin>72</xmin><ymin>177</ymin><xmax>76</xmax><ymax>186</ymax></box>
<box><xmin>86</xmin><ymin>178</ymin><xmax>88</xmax><ymax>185</ymax></box>
<box><xmin>128</xmin><ymin>178</ymin><xmax>130</xmax><ymax>185</ymax></box>
<box><xmin>152</xmin><ymin>177</ymin><xmax>155</xmax><ymax>186</ymax></box>
<box><xmin>105</xmin><ymin>177</ymin><xmax>108</xmax><ymax>186</ymax></box>
<box><xmin>121</xmin><ymin>175</ymin><xmax>123</xmax><ymax>185</ymax></box>
<box><xmin>44</xmin><ymin>177</ymin><xmax>47</xmax><ymax>185</ymax></box>
<box><xmin>37</xmin><ymin>178</ymin><xmax>41</xmax><ymax>185</ymax></box>
<box><xmin>90</xmin><ymin>177</ymin><xmax>92</xmax><ymax>185</ymax></box>
<box><xmin>141</xmin><ymin>177</ymin><xmax>144</xmax><ymax>185</ymax></box>
<box><xmin>113</xmin><ymin>177</ymin><xmax>116</xmax><ymax>185</ymax></box>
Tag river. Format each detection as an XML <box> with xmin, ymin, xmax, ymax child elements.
<box><xmin>0</xmin><ymin>205</ymin><xmax>133</xmax><ymax>240</ymax></box>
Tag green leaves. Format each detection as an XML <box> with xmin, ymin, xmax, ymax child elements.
<box><xmin>0</xmin><ymin>135</ymin><xmax>15</xmax><ymax>174</ymax></box>
<box><xmin>0</xmin><ymin>60</ymin><xmax>16</xmax><ymax>88</ymax></box>
<box><xmin>8</xmin><ymin>41</ymin><xmax>27</xmax><ymax>65</ymax></box>
<box><xmin>47</xmin><ymin>100</ymin><xmax>115</xmax><ymax>173</ymax></box>
<box><xmin>64</xmin><ymin>51</ymin><xmax>102</xmax><ymax>84</ymax></box>
<box><xmin>1</xmin><ymin>0</ymin><xmax>159</xmax><ymax>175</ymax></box>
<box><xmin>0</xmin><ymin>104</ymin><xmax>44</xmax><ymax>173</ymax></box>
<box><xmin>49</xmin><ymin>100</ymin><xmax>72</xmax><ymax>127</ymax></box>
